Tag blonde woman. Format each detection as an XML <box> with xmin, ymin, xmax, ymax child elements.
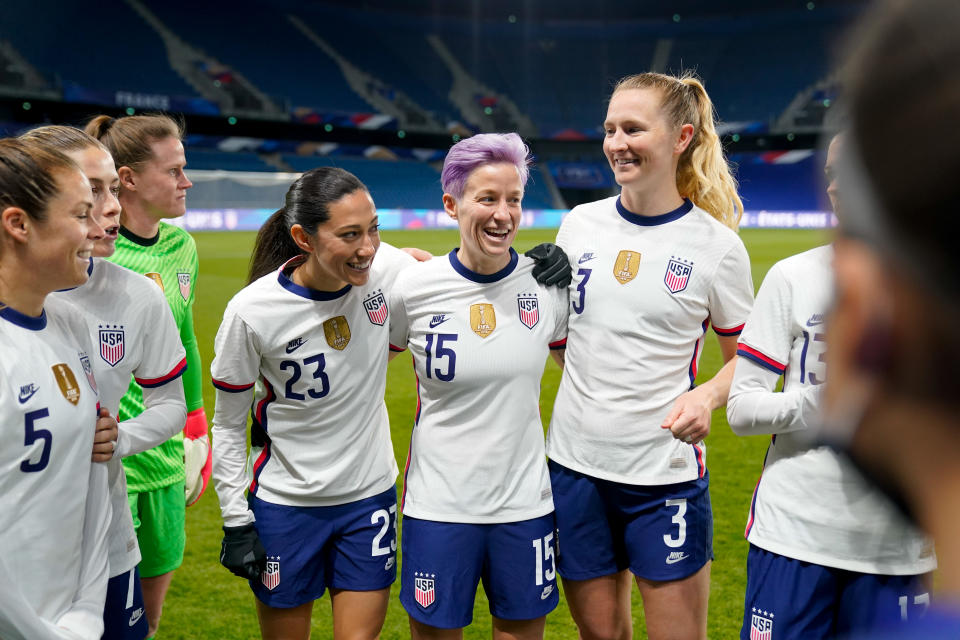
<box><xmin>545</xmin><ymin>72</ymin><xmax>754</xmax><ymax>640</ymax></box>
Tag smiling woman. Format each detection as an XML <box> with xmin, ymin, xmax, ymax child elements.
<box><xmin>210</xmin><ymin>166</ymin><xmax>416</xmax><ymax>640</ymax></box>
<box><xmin>387</xmin><ymin>133</ymin><xmax>569</xmax><ymax>640</ymax></box>
<box><xmin>0</xmin><ymin>138</ymin><xmax>113</xmax><ymax>640</ymax></box>
<box><xmin>546</xmin><ymin>72</ymin><xmax>753</xmax><ymax>640</ymax></box>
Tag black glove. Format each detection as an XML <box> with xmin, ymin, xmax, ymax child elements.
<box><xmin>220</xmin><ymin>523</ymin><xmax>267</xmax><ymax>579</ymax></box>
<box><xmin>526</xmin><ymin>243</ymin><xmax>572</xmax><ymax>288</ymax></box>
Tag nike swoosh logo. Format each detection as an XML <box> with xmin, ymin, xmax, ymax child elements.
<box><xmin>578</xmin><ymin>253</ymin><xmax>595</xmax><ymax>264</ymax></box>
<box><xmin>806</xmin><ymin>320</ymin><xmax>824</xmax><ymax>327</ymax></box>
<box><xmin>129</xmin><ymin>607</ymin><xmax>144</xmax><ymax>626</ymax></box>
<box><xmin>665</xmin><ymin>554</ymin><xmax>689</xmax><ymax>565</ymax></box>
<box><xmin>18</xmin><ymin>385</ymin><xmax>37</xmax><ymax>404</ymax></box>
<box><xmin>285</xmin><ymin>339</ymin><xmax>306</xmax><ymax>354</ymax></box>
<box><xmin>429</xmin><ymin>315</ymin><xmax>450</xmax><ymax>328</ymax></box>
<box><xmin>806</xmin><ymin>314</ymin><xmax>825</xmax><ymax>327</ymax></box>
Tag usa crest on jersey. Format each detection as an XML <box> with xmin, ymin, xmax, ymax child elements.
<box><xmin>749</xmin><ymin>610</ymin><xmax>773</xmax><ymax>640</ymax></box>
<box><xmin>323</xmin><ymin>316</ymin><xmax>351</xmax><ymax>350</ymax></box>
<box><xmin>470</xmin><ymin>303</ymin><xmax>496</xmax><ymax>338</ymax></box>
<box><xmin>79</xmin><ymin>352</ymin><xmax>97</xmax><ymax>393</ymax></box>
<box><xmin>262</xmin><ymin>556</ymin><xmax>280</xmax><ymax>591</ymax></box>
<box><xmin>664</xmin><ymin>257</ymin><xmax>693</xmax><ymax>293</ymax></box>
<box><xmin>178</xmin><ymin>272</ymin><xmax>191</xmax><ymax>301</ymax></box>
<box><xmin>517</xmin><ymin>294</ymin><xmax>539</xmax><ymax>329</ymax></box>
<box><xmin>363</xmin><ymin>290</ymin><xmax>388</xmax><ymax>326</ymax></box>
<box><xmin>99</xmin><ymin>324</ymin><xmax>125</xmax><ymax>367</ymax></box>
<box><xmin>414</xmin><ymin>572</ymin><xmax>436</xmax><ymax>608</ymax></box>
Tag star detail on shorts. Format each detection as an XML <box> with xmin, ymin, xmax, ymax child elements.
<box><xmin>751</xmin><ymin>607</ymin><xmax>775</xmax><ymax>618</ymax></box>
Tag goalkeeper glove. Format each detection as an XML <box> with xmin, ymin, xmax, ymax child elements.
<box><xmin>526</xmin><ymin>243</ymin><xmax>572</xmax><ymax>287</ymax></box>
<box><xmin>220</xmin><ymin>523</ymin><xmax>267</xmax><ymax>579</ymax></box>
<box><xmin>183</xmin><ymin>408</ymin><xmax>212</xmax><ymax>506</ymax></box>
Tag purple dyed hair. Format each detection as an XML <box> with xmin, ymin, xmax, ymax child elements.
<box><xmin>440</xmin><ymin>132</ymin><xmax>530</xmax><ymax>201</ymax></box>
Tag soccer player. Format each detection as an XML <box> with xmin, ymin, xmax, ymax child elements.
<box><xmin>388</xmin><ymin>133</ymin><xmax>567</xmax><ymax>640</ymax></box>
<box><xmin>726</xmin><ymin>133</ymin><xmax>934</xmax><ymax>639</ymax></box>
<box><xmin>211</xmin><ymin>167</ymin><xmax>415</xmax><ymax>640</ymax></box>
<box><xmin>25</xmin><ymin>125</ymin><xmax>189</xmax><ymax>640</ymax></box>
<box><xmin>821</xmin><ymin>0</ymin><xmax>960</xmax><ymax>636</ymax></box>
<box><xmin>545</xmin><ymin>72</ymin><xmax>754</xmax><ymax>640</ymax></box>
<box><xmin>85</xmin><ymin>113</ymin><xmax>209</xmax><ymax>639</ymax></box>
<box><xmin>0</xmin><ymin>138</ymin><xmax>111</xmax><ymax>639</ymax></box>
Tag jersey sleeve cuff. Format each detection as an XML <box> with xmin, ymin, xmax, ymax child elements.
<box><xmin>713</xmin><ymin>323</ymin><xmax>745</xmax><ymax>337</ymax></box>
<box><xmin>389</xmin><ymin>343</ymin><xmax>406</xmax><ymax>353</ymax></box>
<box><xmin>737</xmin><ymin>343</ymin><xmax>787</xmax><ymax>375</ymax></box>
<box><xmin>135</xmin><ymin>357</ymin><xmax>188</xmax><ymax>388</ymax></box>
<box><xmin>212</xmin><ymin>378</ymin><xmax>256</xmax><ymax>393</ymax></box>
<box><xmin>549</xmin><ymin>338</ymin><xmax>567</xmax><ymax>350</ymax></box>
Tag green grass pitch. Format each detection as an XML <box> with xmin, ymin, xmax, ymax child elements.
<box><xmin>165</xmin><ymin>227</ymin><xmax>830</xmax><ymax>639</ymax></box>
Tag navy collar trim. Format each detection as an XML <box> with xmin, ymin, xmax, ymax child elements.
<box><xmin>119</xmin><ymin>225</ymin><xmax>160</xmax><ymax>246</ymax></box>
<box><xmin>277</xmin><ymin>256</ymin><xmax>352</xmax><ymax>301</ymax></box>
<box><xmin>448</xmin><ymin>248</ymin><xmax>518</xmax><ymax>283</ymax></box>
<box><xmin>0</xmin><ymin>305</ymin><xmax>47</xmax><ymax>330</ymax></box>
<box><xmin>616</xmin><ymin>197</ymin><xmax>693</xmax><ymax>226</ymax></box>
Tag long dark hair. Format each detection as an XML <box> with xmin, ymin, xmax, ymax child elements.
<box><xmin>248</xmin><ymin>167</ymin><xmax>368</xmax><ymax>283</ymax></box>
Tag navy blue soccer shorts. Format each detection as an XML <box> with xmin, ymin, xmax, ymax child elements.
<box><xmin>249</xmin><ymin>486</ymin><xmax>398</xmax><ymax>608</ymax></box>
<box><xmin>102</xmin><ymin>567</ymin><xmax>148</xmax><ymax>640</ymax></box>
<box><xmin>741</xmin><ymin>544</ymin><xmax>931</xmax><ymax>639</ymax></box>
<box><xmin>548</xmin><ymin>460</ymin><xmax>713</xmax><ymax>582</ymax></box>
<box><xmin>400</xmin><ymin>513</ymin><xmax>560</xmax><ymax>629</ymax></box>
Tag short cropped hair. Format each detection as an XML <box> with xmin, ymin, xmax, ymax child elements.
<box><xmin>440</xmin><ymin>133</ymin><xmax>530</xmax><ymax>201</ymax></box>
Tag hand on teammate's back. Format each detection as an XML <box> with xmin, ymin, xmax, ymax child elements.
<box><xmin>220</xmin><ymin>523</ymin><xmax>267</xmax><ymax>579</ymax></box>
<box><xmin>526</xmin><ymin>242</ymin><xmax>572</xmax><ymax>287</ymax></box>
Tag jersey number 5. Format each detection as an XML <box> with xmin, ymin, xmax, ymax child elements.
<box><xmin>21</xmin><ymin>408</ymin><xmax>52</xmax><ymax>473</ymax></box>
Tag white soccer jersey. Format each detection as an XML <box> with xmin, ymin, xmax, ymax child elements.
<box><xmin>389</xmin><ymin>249</ymin><xmax>567</xmax><ymax>524</ymax></box>
<box><xmin>54</xmin><ymin>258</ymin><xmax>187</xmax><ymax>577</ymax></box>
<box><xmin>211</xmin><ymin>243</ymin><xmax>415</xmax><ymax>526</ymax></box>
<box><xmin>0</xmin><ymin>297</ymin><xmax>110</xmax><ymax>640</ymax></box>
<box><xmin>547</xmin><ymin>196</ymin><xmax>754</xmax><ymax>485</ymax></box>
<box><xmin>729</xmin><ymin>245</ymin><xmax>935</xmax><ymax>575</ymax></box>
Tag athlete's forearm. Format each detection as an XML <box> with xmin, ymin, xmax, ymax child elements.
<box><xmin>179</xmin><ymin>311</ymin><xmax>204</xmax><ymax>413</ymax></box>
<box><xmin>117</xmin><ymin>379</ymin><xmax>187</xmax><ymax>457</ymax></box>
<box><xmin>727</xmin><ymin>360</ymin><xmax>823</xmax><ymax>436</ymax></box>
<box><xmin>212</xmin><ymin>389</ymin><xmax>256</xmax><ymax>527</ymax></box>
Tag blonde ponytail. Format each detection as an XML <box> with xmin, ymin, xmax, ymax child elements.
<box><xmin>612</xmin><ymin>73</ymin><xmax>743</xmax><ymax>229</ymax></box>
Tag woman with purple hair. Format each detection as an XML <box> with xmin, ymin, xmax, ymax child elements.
<box><xmin>388</xmin><ymin>132</ymin><xmax>569</xmax><ymax>639</ymax></box>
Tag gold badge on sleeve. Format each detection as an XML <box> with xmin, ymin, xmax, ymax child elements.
<box><xmin>51</xmin><ymin>363</ymin><xmax>80</xmax><ymax>406</ymax></box>
<box><xmin>470</xmin><ymin>303</ymin><xmax>496</xmax><ymax>338</ymax></box>
<box><xmin>323</xmin><ymin>316</ymin><xmax>351</xmax><ymax>350</ymax></box>
<box><xmin>613</xmin><ymin>250</ymin><xmax>641</xmax><ymax>284</ymax></box>
<box><xmin>145</xmin><ymin>272</ymin><xmax>164</xmax><ymax>291</ymax></box>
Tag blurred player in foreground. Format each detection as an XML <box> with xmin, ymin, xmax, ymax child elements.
<box><xmin>212</xmin><ymin>167</ymin><xmax>415</xmax><ymax>640</ymax></box>
<box><xmin>726</xmin><ymin>132</ymin><xmax>934</xmax><ymax>639</ymax></box>
<box><xmin>823</xmin><ymin>0</ymin><xmax>960</xmax><ymax>637</ymax></box>
<box><xmin>86</xmin><ymin>113</ymin><xmax>210</xmax><ymax>638</ymax></box>
<box><xmin>388</xmin><ymin>133</ymin><xmax>568</xmax><ymax>639</ymax></box>
<box><xmin>27</xmin><ymin>125</ymin><xmax>188</xmax><ymax>640</ymax></box>
<box><xmin>0</xmin><ymin>139</ymin><xmax>112</xmax><ymax>639</ymax></box>
<box><xmin>546</xmin><ymin>72</ymin><xmax>753</xmax><ymax>640</ymax></box>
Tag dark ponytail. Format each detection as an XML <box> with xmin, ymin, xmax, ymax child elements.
<box><xmin>247</xmin><ymin>167</ymin><xmax>369</xmax><ymax>283</ymax></box>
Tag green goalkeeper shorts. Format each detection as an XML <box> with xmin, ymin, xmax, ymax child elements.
<box><xmin>128</xmin><ymin>480</ymin><xmax>186</xmax><ymax>577</ymax></box>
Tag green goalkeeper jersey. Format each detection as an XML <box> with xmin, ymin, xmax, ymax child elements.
<box><xmin>109</xmin><ymin>222</ymin><xmax>203</xmax><ymax>491</ymax></box>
